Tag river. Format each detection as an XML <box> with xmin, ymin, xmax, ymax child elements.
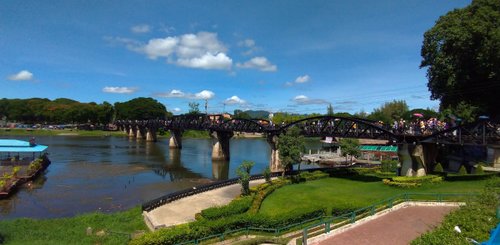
<box><xmin>0</xmin><ymin>135</ymin><xmax>322</xmax><ymax>219</ymax></box>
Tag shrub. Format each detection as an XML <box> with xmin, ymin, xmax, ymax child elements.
<box><xmin>12</xmin><ymin>166</ymin><xmax>21</xmax><ymax>177</ymax></box>
<box><xmin>475</xmin><ymin>164</ymin><xmax>484</xmax><ymax>174</ymax></box>
<box><xmin>458</xmin><ymin>165</ymin><xmax>467</xmax><ymax>175</ymax></box>
<box><xmin>130</xmin><ymin>207</ymin><xmax>326</xmax><ymax>245</ymax></box>
<box><xmin>28</xmin><ymin>159</ymin><xmax>42</xmax><ymax>174</ymax></box>
<box><xmin>381</xmin><ymin>160</ymin><xmax>398</xmax><ymax>173</ymax></box>
<box><xmin>433</xmin><ymin>162</ymin><xmax>444</xmax><ymax>173</ymax></box>
<box><xmin>237</xmin><ymin>161</ymin><xmax>255</xmax><ymax>196</ymax></box>
<box><xmin>300</xmin><ymin>171</ymin><xmax>329</xmax><ymax>181</ymax></box>
<box><xmin>248</xmin><ymin>178</ymin><xmax>290</xmax><ymax>214</ymax></box>
<box><xmin>263</xmin><ymin>167</ymin><xmax>271</xmax><ymax>184</ymax></box>
<box><xmin>200</xmin><ymin>195</ymin><xmax>254</xmax><ymax>220</ymax></box>
<box><xmin>0</xmin><ymin>180</ymin><xmax>5</xmax><ymax>191</ymax></box>
<box><xmin>412</xmin><ymin>177</ymin><xmax>500</xmax><ymax>244</ymax></box>
<box><xmin>383</xmin><ymin>175</ymin><xmax>443</xmax><ymax>188</ymax></box>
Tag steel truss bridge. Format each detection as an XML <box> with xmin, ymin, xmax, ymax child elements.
<box><xmin>115</xmin><ymin>115</ymin><xmax>500</xmax><ymax>146</ymax></box>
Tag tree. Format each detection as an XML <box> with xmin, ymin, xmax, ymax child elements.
<box><xmin>339</xmin><ymin>138</ymin><xmax>360</xmax><ymax>164</ymax></box>
<box><xmin>114</xmin><ymin>97</ymin><xmax>168</xmax><ymax>120</ymax></box>
<box><xmin>277</xmin><ymin>127</ymin><xmax>305</xmax><ymax>177</ymax></box>
<box><xmin>236</xmin><ymin>160</ymin><xmax>254</xmax><ymax>196</ymax></box>
<box><xmin>188</xmin><ymin>102</ymin><xmax>200</xmax><ymax>114</ymax></box>
<box><xmin>368</xmin><ymin>100</ymin><xmax>409</xmax><ymax>124</ymax></box>
<box><xmin>421</xmin><ymin>0</ymin><xmax>500</xmax><ymax>119</ymax></box>
<box><xmin>233</xmin><ymin>109</ymin><xmax>251</xmax><ymax>119</ymax></box>
<box><xmin>326</xmin><ymin>104</ymin><xmax>334</xmax><ymax>116</ymax></box>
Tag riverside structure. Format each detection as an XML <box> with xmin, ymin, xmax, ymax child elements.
<box><xmin>116</xmin><ymin>115</ymin><xmax>500</xmax><ymax>175</ymax></box>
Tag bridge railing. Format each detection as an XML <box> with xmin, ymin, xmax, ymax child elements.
<box><xmin>142</xmin><ymin>172</ymin><xmax>282</xmax><ymax>212</ymax></box>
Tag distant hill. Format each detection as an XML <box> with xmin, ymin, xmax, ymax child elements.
<box><xmin>246</xmin><ymin>110</ymin><xmax>270</xmax><ymax>119</ymax></box>
<box><xmin>234</xmin><ymin>110</ymin><xmax>270</xmax><ymax>119</ymax></box>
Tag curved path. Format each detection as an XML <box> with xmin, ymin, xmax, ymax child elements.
<box><xmin>144</xmin><ymin>179</ymin><xmax>266</xmax><ymax>230</ymax></box>
<box><xmin>312</xmin><ymin>205</ymin><xmax>457</xmax><ymax>245</ymax></box>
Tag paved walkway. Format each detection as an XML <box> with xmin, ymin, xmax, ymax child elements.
<box><xmin>144</xmin><ymin>179</ymin><xmax>266</xmax><ymax>230</ymax></box>
<box><xmin>313</xmin><ymin>205</ymin><xmax>457</xmax><ymax>245</ymax></box>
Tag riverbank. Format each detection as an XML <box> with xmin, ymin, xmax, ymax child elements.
<box><xmin>0</xmin><ymin>128</ymin><xmax>265</xmax><ymax>139</ymax></box>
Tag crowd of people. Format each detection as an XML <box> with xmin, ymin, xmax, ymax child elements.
<box><xmin>391</xmin><ymin>117</ymin><xmax>452</xmax><ymax>135</ymax></box>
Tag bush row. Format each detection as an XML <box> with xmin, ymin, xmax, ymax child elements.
<box><xmin>200</xmin><ymin>195</ymin><xmax>254</xmax><ymax>220</ymax></box>
<box><xmin>130</xmin><ymin>207</ymin><xmax>326</xmax><ymax>245</ymax></box>
<box><xmin>411</xmin><ymin>177</ymin><xmax>500</xmax><ymax>244</ymax></box>
<box><xmin>383</xmin><ymin>175</ymin><xmax>443</xmax><ymax>188</ymax></box>
<box><xmin>300</xmin><ymin>171</ymin><xmax>329</xmax><ymax>181</ymax></box>
<box><xmin>248</xmin><ymin>178</ymin><xmax>290</xmax><ymax>214</ymax></box>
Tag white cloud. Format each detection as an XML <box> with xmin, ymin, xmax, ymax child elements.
<box><xmin>140</xmin><ymin>32</ymin><xmax>231</xmax><ymax>70</ymax></box>
<box><xmin>194</xmin><ymin>90</ymin><xmax>215</xmax><ymax>100</ymax></box>
<box><xmin>295</xmin><ymin>75</ymin><xmax>310</xmax><ymax>83</ymax></box>
<box><xmin>173</xmin><ymin>107</ymin><xmax>181</xmax><ymax>112</ymax></box>
<box><xmin>224</xmin><ymin>95</ymin><xmax>246</xmax><ymax>105</ymax></box>
<box><xmin>285</xmin><ymin>74</ymin><xmax>311</xmax><ymax>86</ymax></box>
<box><xmin>142</xmin><ymin>37</ymin><xmax>179</xmax><ymax>59</ymax></box>
<box><xmin>155</xmin><ymin>89</ymin><xmax>215</xmax><ymax>100</ymax></box>
<box><xmin>236</xmin><ymin>57</ymin><xmax>277</xmax><ymax>72</ymax></box>
<box><xmin>292</xmin><ymin>95</ymin><xmax>329</xmax><ymax>105</ymax></box>
<box><xmin>238</xmin><ymin>39</ymin><xmax>255</xmax><ymax>48</ymax></box>
<box><xmin>102</xmin><ymin>86</ymin><xmax>138</xmax><ymax>94</ymax></box>
<box><xmin>131</xmin><ymin>24</ymin><xmax>151</xmax><ymax>34</ymax></box>
<box><xmin>176</xmin><ymin>52</ymin><xmax>232</xmax><ymax>70</ymax></box>
<box><xmin>158</xmin><ymin>89</ymin><xmax>186</xmax><ymax>98</ymax></box>
<box><xmin>8</xmin><ymin>70</ymin><xmax>33</xmax><ymax>81</ymax></box>
<box><xmin>238</xmin><ymin>38</ymin><xmax>260</xmax><ymax>56</ymax></box>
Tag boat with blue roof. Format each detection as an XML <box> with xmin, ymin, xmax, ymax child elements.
<box><xmin>0</xmin><ymin>138</ymin><xmax>50</xmax><ymax>198</ymax></box>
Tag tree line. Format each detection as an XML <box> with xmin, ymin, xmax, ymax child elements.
<box><xmin>0</xmin><ymin>97</ymin><xmax>170</xmax><ymax>125</ymax></box>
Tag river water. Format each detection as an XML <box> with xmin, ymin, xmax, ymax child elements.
<box><xmin>0</xmin><ymin>136</ymin><xmax>322</xmax><ymax>219</ymax></box>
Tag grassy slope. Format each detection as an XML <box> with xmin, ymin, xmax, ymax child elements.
<box><xmin>0</xmin><ymin>206</ymin><xmax>146</xmax><ymax>245</ymax></box>
<box><xmin>259</xmin><ymin>177</ymin><xmax>488</xmax><ymax>216</ymax></box>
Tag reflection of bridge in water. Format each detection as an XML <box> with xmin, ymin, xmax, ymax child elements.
<box><xmin>116</xmin><ymin>115</ymin><xmax>500</xmax><ymax>176</ymax></box>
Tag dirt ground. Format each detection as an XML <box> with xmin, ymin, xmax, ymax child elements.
<box><xmin>315</xmin><ymin>205</ymin><xmax>457</xmax><ymax>245</ymax></box>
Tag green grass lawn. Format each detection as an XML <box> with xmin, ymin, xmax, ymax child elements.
<box><xmin>0</xmin><ymin>206</ymin><xmax>147</xmax><ymax>245</ymax></box>
<box><xmin>259</xmin><ymin>177</ymin><xmax>489</xmax><ymax>216</ymax></box>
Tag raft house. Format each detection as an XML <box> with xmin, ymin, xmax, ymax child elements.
<box><xmin>0</xmin><ymin>139</ymin><xmax>50</xmax><ymax>198</ymax></box>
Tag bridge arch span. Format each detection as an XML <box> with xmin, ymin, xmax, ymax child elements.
<box><xmin>276</xmin><ymin>115</ymin><xmax>397</xmax><ymax>140</ymax></box>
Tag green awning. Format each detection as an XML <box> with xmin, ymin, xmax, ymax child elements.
<box><xmin>359</xmin><ymin>145</ymin><xmax>398</xmax><ymax>152</ymax></box>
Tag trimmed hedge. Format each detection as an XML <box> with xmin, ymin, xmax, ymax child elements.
<box><xmin>412</xmin><ymin>178</ymin><xmax>500</xmax><ymax>244</ymax></box>
<box><xmin>200</xmin><ymin>195</ymin><xmax>254</xmax><ymax>220</ymax></box>
<box><xmin>248</xmin><ymin>178</ymin><xmax>290</xmax><ymax>214</ymax></box>
<box><xmin>130</xmin><ymin>207</ymin><xmax>326</xmax><ymax>245</ymax></box>
<box><xmin>300</xmin><ymin>171</ymin><xmax>329</xmax><ymax>181</ymax></box>
<box><xmin>383</xmin><ymin>175</ymin><xmax>443</xmax><ymax>188</ymax></box>
<box><xmin>445</xmin><ymin>173</ymin><xmax>496</xmax><ymax>181</ymax></box>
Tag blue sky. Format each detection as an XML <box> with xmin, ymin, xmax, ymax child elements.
<box><xmin>0</xmin><ymin>0</ymin><xmax>471</xmax><ymax>115</ymax></box>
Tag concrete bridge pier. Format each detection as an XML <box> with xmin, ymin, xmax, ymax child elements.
<box><xmin>129</xmin><ymin>126</ymin><xmax>137</xmax><ymax>138</ymax></box>
<box><xmin>146</xmin><ymin>128</ymin><xmax>157</xmax><ymax>142</ymax></box>
<box><xmin>398</xmin><ymin>143</ymin><xmax>438</xmax><ymax>176</ymax></box>
<box><xmin>136</xmin><ymin>127</ymin><xmax>146</xmax><ymax>140</ymax></box>
<box><xmin>487</xmin><ymin>145</ymin><xmax>500</xmax><ymax>168</ymax></box>
<box><xmin>169</xmin><ymin>129</ymin><xmax>183</xmax><ymax>149</ymax></box>
<box><xmin>267</xmin><ymin>134</ymin><xmax>282</xmax><ymax>172</ymax></box>
<box><xmin>123</xmin><ymin>125</ymin><xmax>129</xmax><ymax>135</ymax></box>
<box><xmin>211</xmin><ymin>131</ymin><xmax>233</xmax><ymax>161</ymax></box>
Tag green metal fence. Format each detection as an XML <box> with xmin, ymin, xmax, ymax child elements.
<box><xmin>299</xmin><ymin>192</ymin><xmax>478</xmax><ymax>245</ymax></box>
<box><xmin>173</xmin><ymin>192</ymin><xmax>478</xmax><ymax>245</ymax></box>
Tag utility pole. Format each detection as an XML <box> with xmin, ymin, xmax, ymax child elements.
<box><xmin>205</xmin><ymin>99</ymin><xmax>208</xmax><ymax>114</ymax></box>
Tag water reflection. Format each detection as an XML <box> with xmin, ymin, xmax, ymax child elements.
<box><xmin>212</xmin><ymin>160</ymin><xmax>230</xmax><ymax>180</ymax></box>
<box><xmin>0</xmin><ymin>136</ymin><xmax>275</xmax><ymax>219</ymax></box>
